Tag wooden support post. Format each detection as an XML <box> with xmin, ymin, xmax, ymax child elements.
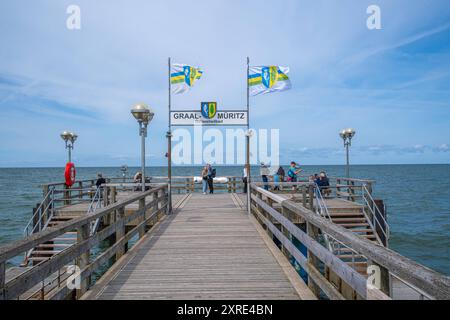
<box><xmin>103</xmin><ymin>186</ymin><xmax>109</xmax><ymax>207</ymax></box>
<box><xmin>138</xmin><ymin>197</ymin><xmax>145</xmax><ymax>239</ymax></box>
<box><xmin>308</xmin><ymin>184</ymin><xmax>314</xmax><ymax>211</ymax></box>
<box><xmin>78</xmin><ymin>181</ymin><xmax>83</xmax><ymax>199</ymax></box>
<box><xmin>281</xmin><ymin>207</ymin><xmax>292</xmax><ymax>260</ymax></box>
<box><xmin>336</xmin><ymin>178</ymin><xmax>341</xmax><ymax>198</ymax></box>
<box><xmin>349</xmin><ymin>180</ymin><xmax>355</xmax><ymax>202</ymax></box>
<box><xmin>110</xmin><ymin>187</ymin><xmax>117</xmax><ymax>224</ymax></box>
<box><xmin>42</xmin><ymin>185</ymin><xmax>50</xmax><ymax>213</ymax></box>
<box><xmin>76</xmin><ymin>223</ymin><xmax>90</xmax><ymax>299</ymax></box>
<box><xmin>0</xmin><ymin>261</ymin><xmax>5</xmax><ymax>300</ymax></box>
<box><xmin>366</xmin><ymin>182</ymin><xmax>373</xmax><ymax>196</ymax></box>
<box><xmin>115</xmin><ymin>207</ymin><xmax>126</xmax><ymax>261</ymax></box>
<box><xmin>153</xmin><ymin>190</ymin><xmax>160</xmax><ymax>222</ymax></box>
<box><xmin>64</xmin><ymin>184</ymin><xmax>70</xmax><ymax>205</ymax></box>
<box><xmin>306</xmin><ymin>222</ymin><xmax>321</xmax><ymax>297</ymax></box>
<box><xmin>302</xmin><ymin>187</ymin><xmax>307</xmax><ymax>208</ymax></box>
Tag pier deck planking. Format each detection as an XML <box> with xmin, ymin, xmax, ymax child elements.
<box><xmin>84</xmin><ymin>193</ymin><xmax>312</xmax><ymax>300</ymax></box>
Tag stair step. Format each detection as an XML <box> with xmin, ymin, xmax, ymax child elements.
<box><xmin>28</xmin><ymin>257</ymin><xmax>50</xmax><ymax>262</ymax></box>
<box><xmin>338</xmin><ymin>223</ymin><xmax>370</xmax><ymax>227</ymax></box>
<box><xmin>349</xmin><ymin>229</ymin><xmax>374</xmax><ymax>233</ymax></box>
<box><xmin>31</xmin><ymin>250</ymin><xmax>63</xmax><ymax>255</ymax></box>
<box><xmin>346</xmin><ymin>261</ymin><xmax>368</xmax><ymax>266</ymax></box>
<box><xmin>360</xmin><ymin>234</ymin><xmax>377</xmax><ymax>239</ymax></box>
<box><xmin>336</xmin><ymin>254</ymin><xmax>366</xmax><ymax>259</ymax></box>
<box><xmin>37</xmin><ymin>244</ymin><xmax>71</xmax><ymax>248</ymax></box>
<box><xmin>327</xmin><ymin>213</ymin><xmax>364</xmax><ymax>217</ymax></box>
<box><xmin>53</xmin><ymin>237</ymin><xmax>77</xmax><ymax>242</ymax></box>
<box><xmin>334</xmin><ymin>247</ymin><xmax>356</xmax><ymax>253</ymax></box>
<box><xmin>331</xmin><ymin>218</ymin><xmax>367</xmax><ymax>222</ymax></box>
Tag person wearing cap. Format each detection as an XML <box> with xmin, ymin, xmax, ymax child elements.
<box><xmin>95</xmin><ymin>173</ymin><xmax>106</xmax><ymax>199</ymax></box>
<box><xmin>260</xmin><ymin>162</ymin><xmax>270</xmax><ymax>190</ymax></box>
<box><xmin>96</xmin><ymin>173</ymin><xmax>106</xmax><ymax>188</ymax></box>
<box><xmin>318</xmin><ymin>171</ymin><xmax>331</xmax><ymax>197</ymax></box>
<box><xmin>287</xmin><ymin>161</ymin><xmax>302</xmax><ymax>190</ymax></box>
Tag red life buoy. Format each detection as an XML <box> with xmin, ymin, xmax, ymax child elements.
<box><xmin>65</xmin><ymin>162</ymin><xmax>76</xmax><ymax>187</ymax></box>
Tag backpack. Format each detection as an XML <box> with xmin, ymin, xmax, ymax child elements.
<box><xmin>211</xmin><ymin>168</ymin><xmax>216</xmax><ymax>178</ymax></box>
<box><xmin>288</xmin><ymin>168</ymin><xmax>295</xmax><ymax>178</ymax></box>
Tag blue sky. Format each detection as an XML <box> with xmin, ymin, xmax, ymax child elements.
<box><xmin>0</xmin><ymin>0</ymin><xmax>449</xmax><ymax>167</ymax></box>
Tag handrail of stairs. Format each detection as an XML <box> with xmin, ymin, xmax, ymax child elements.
<box><xmin>313</xmin><ymin>183</ymin><xmax>363</xmax><ymax>264</ymax></box>
<box><xmin>23</xmin><ymin>187</ymin><xmax>55</xmax><ymax>238</ymax></box>
<box><xmin>361</xmin><ymin>184</ymin><xmax>390</xmax><ymax>244</ymax></box>
<box><xmin>88</xmin><ymin>187</ymin><xmax>103</xmax><ymax>236</ymax></box>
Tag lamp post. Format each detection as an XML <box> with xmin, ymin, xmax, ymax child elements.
<box><xmin>245</xmin><ymin>129</ymin><xmax>253</xmax><ymax>214</ymax></box>
<box><xmin>60</xmin><ymin>131</ymin><xmax>77</xmax><ymax>163</ymax></box>
<box><xmin>131</xmin><ymin>103</ymin><xmax>154</xmax><ymax>192</ymax></box>
<box><xmin>339</xmin><ymin>128</ymin><xmax>356</xmax><ymax>178</ymax></box>
<box><xmin>166</xmin><ymin>131</ymin><xmax>173</xmax><ymax>214</ymax></box>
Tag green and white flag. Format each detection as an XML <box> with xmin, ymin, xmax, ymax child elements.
<box><xmin>248</xmin><ymin>66</ymin><xmax>291</xmax><ymax>96</ymax></box>
<box><xmin>170</xmin><ymin>63</ymin><xmax>203</xmax><ymax>94</ymax></box>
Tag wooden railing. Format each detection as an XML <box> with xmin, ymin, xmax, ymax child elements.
<box><xmin>0</xmin><ymin>185</ymin><xmax>169</xmax><ymax>300</ymax></box>
<box><xmin>249</xmin><ymin>184</ymin><xmax>450</xmax><ymax>300</ymax></box>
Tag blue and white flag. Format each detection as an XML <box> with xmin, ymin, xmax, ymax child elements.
<box><xmin>170</xmin><ymin>63</ymin><xmax>203</xmax><ymax>94</ymax></box>
<box><xmin>248</xmin><ymin>66</ymin><xmax>291</xmax><ymax>96</ymax></box>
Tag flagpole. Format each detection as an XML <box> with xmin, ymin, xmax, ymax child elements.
<box><xmin>246</xmin><ymin>56</ymin><xmax>251</xmax><ymax>215</ymax></box>
<box><xmin>167</xmin><ymin>57</ymin><xmax>173</xmax><ymax>214</ymax></box>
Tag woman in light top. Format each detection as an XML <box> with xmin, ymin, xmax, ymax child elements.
<box><xmin>201</xmin><ymin>166</ymin><xmax>209</xmax><ymax>194</ymax></box>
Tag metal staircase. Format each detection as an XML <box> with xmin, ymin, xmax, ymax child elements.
<box><xmin>22</xmin><ymin>187</ymin><xmax>103</xmax><ymax>266</ymax></box>
<box><xmin>314</xmin><ymin>183</ymin><xmax>389</xmax><ymax>275</ymax></box>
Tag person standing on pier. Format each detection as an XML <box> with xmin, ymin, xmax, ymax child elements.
<box><xmin>274</xmin><ymin>166</ymin><xmax>285</xmax><ymax>191</ymax></box>
<box><xmin>206</xmin><ymin>164</ymin><xmax>215</xmax><ymax>194</ymax></box>
<box><xmin>287</xmin><ymin>161</ymin><xmax>302</xmax><ymax>190</ymax></box>
<box><xmin>96</xmin><ymin>173</ymin><xmax>106</xmax><ymax>199</ymax></box>
<box><xmin>260</xmin><ymin>162</ymin><xmax>270</xmax><ymax>190</ymax></box>
<box><xmin>242</xmin><ymin>166</ymin><xmax>248</xmax><ymax>193</ymax></box>
<box><xmin>201</xmin><ymin>165</ymin><xmax>209</xmax><ymax>195</ymax></box>
<box><xmin>133</xmin><ymin>172</ymin><xmax>142</xmax><ymax>191</ymax></box>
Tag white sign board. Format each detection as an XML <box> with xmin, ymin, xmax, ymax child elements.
<box><xmin>170</xmin><ymin>110</ymin><xmax>248</xmax><ymax>126</ymax></box>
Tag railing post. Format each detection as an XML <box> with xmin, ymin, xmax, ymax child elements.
<box><xmin>349</xmin><ymin>180</ymin><xmax>355</xmax><ymax>202</ymax></box>
<box><xmin>302</xmin><ymin>186</ymin><xmax>307</xmax><ymax>208</ymax></box>
<box><xmin>0</xmin><ymin>261</ymin><xmax>5</xmax><ymax>300</ymax></box>
<box><xmin>78</xmin><ymin>181</ymin><xmax>83</xmax><ymax>199</ymax></box>
<box><xmin>281</xmin><ymin>207</ymin><xmax>292</xmax><ymax>260</ymax></box>
<box><xmin>153</xmin><ymin>189</ymin><xmax>160</xmax><ymax>222</ymax></box>
<box><xmin>64</xmin><ymin>184</ymin><xmax>70</xmax><ymax>205</ymax></box>
<box><xmin>308</xmin><ymin>184</ymin><xmax>314</xmax><ymax>211</ymax></box>
<box><xmin>138</xmin><ymin>196</ymin><xmax>146</xmax><ymax>239</ymax></box>
<box><xmin>43</xmin><ymin>185</ymin><xmax>50</xmax><ymax>213</ymax></box>
<box><xmin>76</xmin><ymin>223</ymin><xmax>90</xmax><ymax>299</ymax></box>
<box><xmin>109</xmin><ymin>187</ymin><xmax>117</xmax><ymax>225</ymax></box>
<box><xmin>115</xmin><ymin>207</ymin><xmax>126</xmax><ymax>261</ymax></box>
<box><xmin>103</xmin><ymin>186</ymin><xmax>109</xmax><ymax>207</ymax></box>
<box><xmin>336</xmin><ymin>178</ymin><xmax>341</xmax><ymax>198</ymax></box>
<box><xmin>306</xmin><ymin>222</ymin><xmax>321</xmax><ymax>297</ymax></box>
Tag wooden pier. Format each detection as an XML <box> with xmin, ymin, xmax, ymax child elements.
<box><xmin>83</xmin><ymin>193</ymin><xmax>313</xmax><ymax>300</ymax></box>
<box><xmin>0</xmin><ymin>176</ymin><xmax>449</xmax><ymax>300</ymax></box>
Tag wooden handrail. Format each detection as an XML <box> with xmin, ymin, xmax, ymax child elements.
<box><xmin>0</xmin><ymin>185</ymin><xmax>167</xmax><ymax>263</ymax></box>
<box><xmin>0</xmin><ymin>184</ymin><xmax>169</xmax><ymax>300</ymax></box>
<box><xmin>250</xmin><ymin>184</ymin><xmax>450</xmax><ymax>300</ymax></box>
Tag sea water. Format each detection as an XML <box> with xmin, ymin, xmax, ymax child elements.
<box><xmin>0</xmin><ymin>165</ymin><xmax>448</xmax><ymax>275</ymax></box>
